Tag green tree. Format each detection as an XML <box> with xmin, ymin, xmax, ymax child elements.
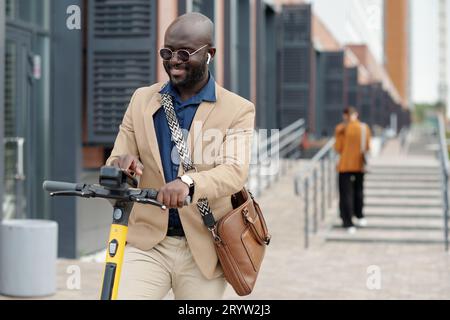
<box><xmin>413</xmin><ymin>102</ymin><xmax>445</xmax><ymax>123</ymax></box>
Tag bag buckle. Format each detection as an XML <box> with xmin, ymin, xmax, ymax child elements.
<box><xmin>209</xmin><ymin>226</ymin><xmax>221</xmax><ymax>243</ymax></box>
<box><xmin>242</xmin><ymin>208</ymin><xmax>255</xmax><ymax>224</ymax></box>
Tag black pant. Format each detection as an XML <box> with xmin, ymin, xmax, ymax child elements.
<box><xmin>338</xmin><ymin>172</ymin><xmax>364</xmax><ymax>228</ymax></box>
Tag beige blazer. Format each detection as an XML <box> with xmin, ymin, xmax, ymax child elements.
<box><xmin>106</xmin><ymin>82</ymin><xmax>256</xmax><ymax>280</ymax></box>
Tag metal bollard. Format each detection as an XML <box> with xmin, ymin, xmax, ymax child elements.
<box><xmin>328</xmin><ymin>153</ymin><xmax>333</xmax><ymax>208</ymax></box>
<box><xmin>443</xmin><ymin>172</ymin><xmax>449</xmax><ymax>251</ymax></box>
<box><xmin>321</xmin><ymin>159</ymin><xmax>326</xmax><ymax>220</ymax></box>
<box><xmin>313</xmin><ymin>169</ymin><xmax>318</xmax><ymax>233</ymax></box>
<box><xmin>304</xmin><ymin>178</ymin><xmax>309</xmax><ymax>249</ymax></box>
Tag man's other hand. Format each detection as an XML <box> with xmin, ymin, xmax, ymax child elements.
<box><xmin>157</xmin><ymin>179</ymin><xmax>190</xmax><ymax>209</ymax></box>
<box><xmin>110</xmin><ymin>154</ymin><xmax>144</xmax><ymax>176</ymax></box>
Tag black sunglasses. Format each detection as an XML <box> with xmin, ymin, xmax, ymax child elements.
<box><xmin>159</xmin><ymin>44</ymin><xmax>208</xmax><ymax>63</ymax></box>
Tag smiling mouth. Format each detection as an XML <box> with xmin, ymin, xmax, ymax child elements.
<box><xmin>169</xmin><ymin>67</ymin><xmax>186</xmax><ymax>77</ymax></box>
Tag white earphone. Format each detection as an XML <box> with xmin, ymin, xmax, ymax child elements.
<box><xmin>207</xmin><ymin>53</ymin><xmax>212</xmax><ymax>65</ymax></box>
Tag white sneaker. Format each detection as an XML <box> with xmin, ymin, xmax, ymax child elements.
<box><xmin>355</xmin><ymin>218</ymin><xmax>368</xmax><ymax>227</ymax></box>
<box><xmin>346</xmin><ymin>227</ymin><xmax>356</xmax><ymax>234</ymax></box>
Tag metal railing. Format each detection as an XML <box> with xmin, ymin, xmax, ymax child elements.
<box><xmin>294</xmin><ymin>138</ymin><xmax>338</xmax><ymax>249</ymax></box>
<box><xmin>247</xmin><ymin>118</ymin><xmax>306</xmax><ymax>197</ymax></box>
<box><xmin>398</xmin><ymin>126</ymin><xmax>409</xmax><ymax>151</ymax></box>
<box><xmin>437</xmin><ymin>115</ymin><xmax>449</xmax><ymax>251</ymax></box>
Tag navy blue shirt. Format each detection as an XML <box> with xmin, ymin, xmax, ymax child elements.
<box><xmin>154</xmin><ymin>73</ymin><xmax>216</xmax><ymax>230</ymax></box>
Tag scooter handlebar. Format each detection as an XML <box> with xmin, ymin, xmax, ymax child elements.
<box><xmin>43</xmin><ymin>180</ymin><xmax>83</xmax><ymax>192</ymax></box>
<box><xmin>42</xmin><ymin>180</ymin><xmax>191</xmax><ymax>207</ymax></box>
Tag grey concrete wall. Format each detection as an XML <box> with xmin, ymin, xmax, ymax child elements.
<box><xmin>50</xmin><ymin>0</ymin><xmax>83</xmax><ymax>258</ymax></box>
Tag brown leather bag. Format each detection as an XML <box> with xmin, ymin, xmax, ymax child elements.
<box><xmin>211</xmin><ymin>188</ymin><xmax>271</xmax><ymax>296</ymax></box>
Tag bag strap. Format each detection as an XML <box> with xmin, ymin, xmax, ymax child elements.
<box><xmin>160</xmin><ymin>93</ymin><xmax>220</xmax><ymax>239</ymax></box>
<box><xmin>246</xmin><ymin>191</ymin><xmax>271</xmax><ymax>245</ymax></box>
<box><xmin>160</xmin><ymin>94</ymin><xmax>195</xmax><ymax>171</ymax></box>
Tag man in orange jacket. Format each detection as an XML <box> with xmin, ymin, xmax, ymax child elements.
<box><xmin>334</xmin><ymin>107</ymin><xmax>371</xmax><ymax>233</ymax></box>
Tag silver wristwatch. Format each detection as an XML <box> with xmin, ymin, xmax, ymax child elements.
<box><xmin>178</xmin><ymin>174</ymin><xmax>195</xmax><ymax>198</ymax></box>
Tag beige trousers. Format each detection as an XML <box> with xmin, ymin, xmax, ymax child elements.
<box><xmin>117</xmin><ymin>236</ymin><xmax>227</xmax><ymax>300</ymax></box>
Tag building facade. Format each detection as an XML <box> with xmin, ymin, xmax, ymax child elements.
<box><xmin>384</xmin><ymin>0</ymin><xmax>410</xmax><ymax>108</ymax></box>
<box><xmin>1</xmin><ymin>0</ymin><xmax>282</xmax><ymax>258</ymax></box>
<box><xmin>1</xmin><ymin>0</ymin><xmax>410</xmax><ymax>258</ymax></box>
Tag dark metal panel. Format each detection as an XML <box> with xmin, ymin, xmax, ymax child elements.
<box><xmin>381</xmin><ymin>90</ymin><xmax>391</xmax><ymax>128</ymax></box>
<box><xmin>314</xmin><ymin>50</ymin><xmax>324</xmax><ymax>135</ymax></box>
<box><xmin>237</xmin><ymin>0</ymin><xmax>250</xmax><ymax>100</ymax></box>
<box><xmin>263</xmin><ymin>4</ymin><xmax>278</xmax><ymax>130</ymax></box>
<box><xmin>316</xmin><ymin>51</ymin><xmax>345</xmax><ymax>134</ymax></box>
<box><xmin>191</xmin><ymin>0</ymin><xmax>215</xmax><ymax>77</ymax></box>
<box><xmin>344</xmin><ymin>67</ymin><xmax>359</xmax><ymax>111</ymax></box>
<box><xmin>278</xmin><ymin>4</ymin><xmax>313</xmax><ymax>129</ymax></box>
<box><xmin>224</xmin><ymin>0</ymin><xmax>250</xmax><ymax>100</ymax></box>
<box><xmin>50</xmin><ymin>0</ymin><xmax>83</xmax><ymax>258</ymax></box>
<box><xmin>87</xmin><ymin>0</ymin><xmax>157</xmax><ymax>145</ymax></box>
<box><xmin>398</xmin><ymin>106</ymin><xmax>410</xmax><ymax>130</ymax></box>
<box><xmin>372</xmin><ymin>83</ymin><xmax>383</xmax><ymax>127</ymax></box>
<box><xmin>192</xmin><ymin>0</ymin><xmax>214</xmax><ymax>21</ymax></box>
<box><xmin>393</xmin><ymin>103</ymin><xmax>401</xmax><ymax>133</ymax></box>
<box><xmin>256</xmin><ymin>0</ymin><xmax>278</xmax><ymax>130</ymax></box>
<box><xmin>387</xmin><ymin>93</ymin><xmax>393</xmax><ymax>128</ymax></box>
<box><xmin>256</xmin><ymin>0</ymin><xmax>265</xmax><ymax>128</ymax></box>
<box><xmin>178</xmin><ymin>0</ymin><xmax>187</xmax><ymax>15</ymax></box>
<box><xmin>223</xmin><ymin>0</ymin><xmax>231</xmax><ymax>91</ymax></box>
<box><xmin>0</xmin><ymin>0</ymin><xmax>5</xmax><ymax>219</ymax></box>
<box><xmin>358</xmin><ymin>84</ymin><xmax>375</xmax><ymax>127</ymax></box>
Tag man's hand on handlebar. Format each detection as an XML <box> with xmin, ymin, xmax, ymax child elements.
<box><xmin>111</xmin><ymin>155</ymin><xmax>144</xmax><ymax>176</ymax></box>
<box><xmin>108</xmin><ymin>158</ymin><xmax>191</xmax><ymax>209</ymax></box>
<box><xmin>157</xmin><ymin>179</ymin><xmax>190</xmax><ymax>209</ymax></box>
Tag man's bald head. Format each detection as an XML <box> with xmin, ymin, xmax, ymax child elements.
<box><xmin>162</xmin><ymin>13</ymin><xmax>216</xmax><ymax>91</ymax></box>
<box><xmin>165</xmin><ymin>12</ymin><xmax>214</xmax><ymax>47</ymax></box>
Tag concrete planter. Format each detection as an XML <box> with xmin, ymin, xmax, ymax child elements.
<box><xmin>0</xmin><ymin>219</ymin><xmax>58</xmax><ymax>297</ymax></box>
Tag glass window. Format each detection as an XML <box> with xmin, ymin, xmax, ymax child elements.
<box><xmin>6</xmin><ymin>0</ymin><xmax>50</xmax><ymax>29</ymax></box>
<box><xmin>6</xmin><ymin>0</ymin><xmax>14</xmax><ymax>18</ymax></box>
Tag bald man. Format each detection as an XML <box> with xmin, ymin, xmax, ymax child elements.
<box><xmin>106</xmin><ymin>13</ymin><xmax>256</xmax><ymax>299</ymax></box>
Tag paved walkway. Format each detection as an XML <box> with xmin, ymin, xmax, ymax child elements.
<box><xmin>232</xmin><ymin>133</ymin><xmax>450</xmax><ymax>299</ymax></box>
<box><xmin>2</xmin><ymin>128</ymin><xmax>450</xmax><ymax>300</ymax></box>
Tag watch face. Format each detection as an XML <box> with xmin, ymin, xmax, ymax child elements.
<box><xmin>182</xmin><ymin>175</ymin><xmax>193</xmax><ymax>185</ymax></box>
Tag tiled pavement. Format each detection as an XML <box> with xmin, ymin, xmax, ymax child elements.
<box><xmin>2</xmin><ymin>129</ymin><xmax>450</xmax><ymax>300</ymax></box>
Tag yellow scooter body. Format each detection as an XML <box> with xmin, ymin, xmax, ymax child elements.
<box><xmin>100</xmin><ymin>223</ymin><xmax>128</xmax><ymax>300</ymax></box>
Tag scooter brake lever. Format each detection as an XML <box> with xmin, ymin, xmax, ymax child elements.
<box><xmin>50</xmin><ymin>190</ymin><xmax>94</xmax><ymax>198</ymax></box>
<box><xmin>130</xmin><ymin>196</ymin><xmax>167</xmax><ymax>210</ymax></box>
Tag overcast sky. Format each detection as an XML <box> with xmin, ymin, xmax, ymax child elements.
<box><xmin>309</xmin><ymin>0</ymin><xmax>384</xmax><ymax>63</ymax></box>
<box><xmin>411</xmin><ymin>0</ymin><xmax>441</xmax><ymax>104</ymax></box>
<box><xmin>308</xmin><ymin>0</ymin><xmax>445</xmax><ymax>105</ymax></box>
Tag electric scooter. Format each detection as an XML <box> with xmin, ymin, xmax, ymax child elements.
<box><xmin>43</xmin><ymin>166</ymin><xmax>189</xmax><ymax>300</ymax></box>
